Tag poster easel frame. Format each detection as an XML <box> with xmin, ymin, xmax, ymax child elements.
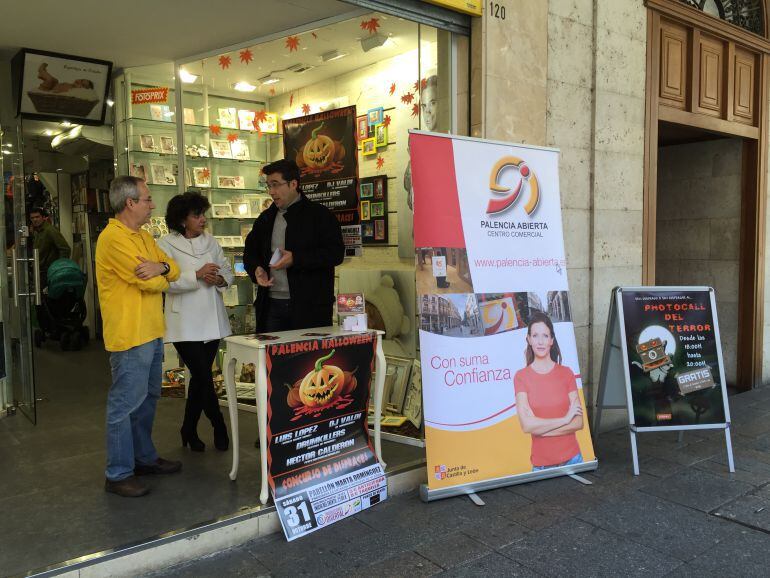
<box><xmin>594</xmin><ymin>286</ymin><xmax>735</xmax><ymax>475</ymax></box>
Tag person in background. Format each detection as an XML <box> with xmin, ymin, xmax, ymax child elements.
<box><xmin>514</xmin><ymin>311</ymin><xmax>584</xmax><ymax>471</ymax></box>
<box><xmin>29</xmin><ymin>206</ymin><xmax>70</xmax><ymax>286</ymax></box>
<box><xmin>243</xmin><ymin>159</ymin><xmax>344</xmax><ymax>332</ymax></box>
<box><xmin>158</xmin><ymin>192</ymin><xmax>233</xmax><ymax>452</ymax></box>
<box><xmin>96</xmin><ymin>176</ymin><xmax>182</xmax><ymax>498</ymax></box>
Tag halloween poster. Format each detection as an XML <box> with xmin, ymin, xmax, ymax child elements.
<box><xmin>282</xmin><ymin>106</ymin><xmax>360</xmax><ymax>231</ymax></box>
<box><xmin>266</xmin><ymin>332</ymin><xmax>386</xmax><ymax>541</ymax></box>
<box><xmin>410</xmin><ymin>131</ymin><xmax>596</xmax><ymax>495</ymax></box>
<box><xmin>619</xmin><ymin>288</ymin><xmax>729</xmax><ymax>428</ymax></box>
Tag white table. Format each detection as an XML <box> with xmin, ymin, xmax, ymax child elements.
<box><xmin>222</xmin><ymin>326</ymin><xmax>387</xmax><ymax>505</ymax></box>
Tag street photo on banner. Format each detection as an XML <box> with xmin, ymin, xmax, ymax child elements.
<box><xmin>265</xmin><ymin>333</ymin><xmax>386</xmax><ymax>540</ymax></box>
<box><xmin>410</xmin><ymin>131</ymin><xmax>596</xmax><ymax>495</ymax></box>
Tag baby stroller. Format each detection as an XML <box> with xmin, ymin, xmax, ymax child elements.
<box><xmin>34</xmin><ymin>258</ymin><xmax>89</xmax><ymax>351</ymax></box>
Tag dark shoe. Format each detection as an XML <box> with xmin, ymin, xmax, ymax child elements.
<box><xmin>105</xmin><ymin>476</ymin><xmax>149</xmax><ymax>497</ymax></box>
<box><xmin>181</xmin><ymin>429</ymin><xmax>205</xmax><ymax>452</ymax></box>
<box><xmin>134</xmin><ymin>457</ymin><xmax>183</xmax><ymax>476</ymax></box>
<box><xmin>213</xmin><ymin>420</ymin><xmax>229</xmax><ymax>452</ymax></box>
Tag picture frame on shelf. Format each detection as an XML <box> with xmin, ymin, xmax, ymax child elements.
<box><xmin>230</xmin><ymin>139</ymin><xmax>250</xmax><ymax>161</ymax></box>
<box><xmin>259</xmin><ymin>112</ymin><xmax>279</xmax><ymax>134</ymax></box>
<box><xmin>240</xmin><ymin>223</ymin><xmax>253</xmax><ymax>240</ymax></box>
<box><xmin>229</xmin><ymin>235</ymin><xmax>244</xmax><ymax>247</ymax></box>
<box><xmin>139</xmin><ymin>134</ymin><xmax>155</xmax><ymax>152</ymax></box>
<box><xmin>212</xmin><ymin>204</ymin><xmax>232</xmax><ymax>218</ymax></box>
<box><xmin>361</xmin><ymin>137</ymin><xmax>376</xmax><ymax>156</ymax></box>
<box><xmin>192</xmin><ymin>167</ymin><xmax>211</xmax><ymax>187</ymax></box>
<box><xmin>211</xmin><ymin>139</ymin><xmax>232</xmax><ymax>158</ymax></box>
<box><xmin>374</xmin><ymin>123</ymin><xmax>387</xmax><ymax>147</ymax></box>
<box><xmin>371</xmin><ymin>201</ymin><xmax>385</xmax><ymax>217</ymax></box>
<box><xmin>218</xmin><ymin>107</ymin><xmax>237</xmax><ymax>129</ymax></box>
<box><xmin>247</xmin><ymin>198</ymin><xmax>262</xmax><ymax>216</ymax></box>
<box><xmin>233</xmin><ymin>253</ymin><xmax>248</xmax><ymax>277</ymax></box>
<box><xmin>183</xmin><ymin>108</ymin><xmax>196</xmax><ymax>125</ymax></box>
<box><xmin>237</xmin><ymin>109</ymin><xmax>256</xmax><ymax>131</ymax></box>
<box><xmin>360</xmin><ymin>200</ymin><xmax>370</xmax><ymax>220</ymax></box>
<box><xmin>367</xmin><ymin>107</ymin><xmax>384</xmax><ymax>126</ymax></box>
<box><xmin>218</xmin><ymin>175</ymin><xmax>245</xmax><ymax>189</ymax></box>
<box><xmin>356</xmin><ymin>115</ymin><xmax>368</xmax><ymax>142</ymax></box>
<box><xmin>150</xmin><ymin>164</ymin><xmax>175</xmax><ymax>185</ymax></box>
<box><xmin>261</xmin><ymin>197</ymin><xmax>273</xmax><ymax>211</ymax></box>
<box><xmin>374</xmin><ymin>218</ymin><xmax>385</xmax><ymax>241</ymax></box>
<box><xmin>360</xmin><ymin>182</ymin><xmax>374</xmax><ymax>198</ymax></box>
<box><xmin>229</xmin><ymin>201</ymin><xmax>249</xmax><ymax>217</ymax></box>
<box><xmin>150</xmin><ymin>104</ymin><xmax>170</xmax><ymax>121</ymax></box>
<box><xmin>159</xmin><ymin>136</ymin><xmax>175</xmax><ymax>154</ymax></box>
<box><xmin>130</xmin><ymin>163</ymin><xmax>148</xmax><ymax>181</ymax></box>
<box><xmin>383</xmin><ymin>355</ymin><xmax>413</xmax><ymax>414</ymax></box>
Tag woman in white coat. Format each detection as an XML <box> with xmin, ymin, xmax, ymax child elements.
<box><xmin>158</xmin><ymin>192</ymin><xmax>233</xmax><ymax>452</ymax></box>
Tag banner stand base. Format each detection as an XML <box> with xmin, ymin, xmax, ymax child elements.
<box><xmin>567</xmin><ymin>473</ymin><xmax>593</xmax><ymax>485</ymax></box>
<box><xmin>419</xmin><ymin>460</ymin><xmax>598</xmax><ymax>503</ymax></box>
<box><xmin>467</xmin><ymin>492</ymin><xmax>485</xmax><ymax>506</ymax></box>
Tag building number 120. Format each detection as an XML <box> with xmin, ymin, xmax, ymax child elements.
<box><xmin>490</xmin><ymin>2</ymin><xmax>506</xmax><ymax>19</ymax></box>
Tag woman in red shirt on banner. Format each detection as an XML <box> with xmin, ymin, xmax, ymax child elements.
<box><xmin>514</xmin><ymin>312</ymin><xmax>584</xmax><ymax>470</ymax></box>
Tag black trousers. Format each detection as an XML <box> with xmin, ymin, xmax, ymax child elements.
<box><xmin>173</xmin><ymin>340</ymin><xmax>223</xmax><ymax>431</ymax></box>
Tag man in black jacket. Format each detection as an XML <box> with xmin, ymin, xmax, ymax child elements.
<box><xmin>243</xmin><ymin>159</ymin><xmax>344</xmax><ymax>332</ymax></box>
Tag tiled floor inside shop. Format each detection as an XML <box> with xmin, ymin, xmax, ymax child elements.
<box><xmin>0</xmin><ymin>339</ymin><xmax>423</xmax><ymax>577</ymax></box>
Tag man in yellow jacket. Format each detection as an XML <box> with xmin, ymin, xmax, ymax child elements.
<box><xmin>96</xmin><ymin>176</ymin><xmax>181</xmax><ymax>498</ymax></box>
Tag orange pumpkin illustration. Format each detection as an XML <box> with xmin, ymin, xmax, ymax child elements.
<box><xmin>299</xmin><ymin>349</ymin><xmax>345</xmax><ymax>407</ymax></box>
<box><xmin>297</xmin><ymin>122</ymin><xmax>345</xmax><ymax>169</ymax></box>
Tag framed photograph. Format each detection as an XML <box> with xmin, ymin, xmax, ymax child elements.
<box><xmin>383</xmin><ymin>356</ymin><xmax>413</xmax><ymax>414</ymax></box>
<box><xmin>247</xmin><ymin>198</ymin><xmax>262</xmax><ymax>216</ymax></box>
<box><xmin>218</xmin><ymin>107</ymin><xmax>237</xmax><ymax>128</ymax></box>
<box><xmin>14</xmin><ymin>48</ymin><xmax>113</xmax><ymax>125</ymax></box>
<box><xmin>371</xmin><ymin>202</ymin><xmax>384</xmax><ymax>217</ymax></box>
<box><xmin>374</xmin><ymin>177</ymin><xmax>384</xmax><ymax>199</ymax></box>
<box><xmin>139</xmin><ymin>134</ymin><xmax>155</xmax><ymax>152</ymax></box>
<box><xmin>237</xmin><ymin>109</ymin><xmax>256</xmax><ymax>131</ymax></box>
<box><xmin>217</xmin><ymin>175</ymin><xmax>245</xmax><ymax>189</ymax></box>
<box><xmin>150</xmin><ymin>164</ymin><xmax>175</xmax><ymax>185</ymax></box>
<box><xmin>159</xmin><ymin>136</ymin><xmax>175</xmax><ymax>154</ymax></box>
<box><xmin>362</xmin><ymin>222</ymin><xmax>374</xmax><ymax>238</ymax></box>
<box><xmin>231</xmin><ymin>235</ymin><xmax>244</xmax><ymax>247</ymax></box>
<box><xmin>374</xmin><ymin>123</ymin><xmax>387</xmax><ymax>147</ymax></box>
<box><xmin>229</xmin><ymin>201</ymin><xmax>249</xmax><ymax>217</ymax></box>
<box><xmin>183</xmin><ymin>107</ymin><xmax>196</xmax><ymax>125</ymax></box>
<box><xmin>374</xmin><ymin>218</ymin><xmax>385</xmax><ymax>241</ymax></box>
<box><xmin>360</xmin><ymin>200</ymin><xmax>370</xmax><ymax>220</ymax></box>
<box><xmin>212</xmin><ymin>204</ymin><xmax>232</xmax><ymax>218</ymax></box>
<box><xmin>360</xmin><ymin>182</ymin><xmax>374</xmax><ymax>199</ymax></box>
<box><xmin>361</xmin><ymin>137</ymin><xmax>376</xmax><ymax>156</ymax></box>
<box><xmin>240</xmin><ymin>223</ymin><xmax>252</xmax><ymax>239</ymax></box>
<box><xmin>356</xmin><ymin>115</ymin><xmax>369</xmax><ymax>142</ymax></box>
<box><xmin>192</xmin><ymin>167</ymin><xmax>211</xmax><ymax>187</ymax></box>
<box><xmin>130</xmin><ymin>163</ymin><xmax>148</xmax><ymax>181</ymax></box>
<box><xmin>259</xmin><ymin>112</ymin><xmax>279</xmax><ymax>134</ymax></box>
<box><xmin>367</xmin><ymin>107</ymin><xmax>384</xmax><ymax>126</ymax></box>
<box><xmin>233</xmin><ymin>253</ymin><xmax>248</xmax><ymax>277</ymax></box>
<box><xmin>403</xmin><ymin>359</ymin><xmax>422</xmax><ymax>429</ymax></box>
<box><xmin>261</xmin><ymin>198</ymin><xmax>273</xmax><ymax>211</ymax></box>
<box><xmin>230</xmin><ymin>139</ymin><xmax>250</xmax><ymax>161</ymax></box>
<box><xmin>211</xmin><ymin>139</ymin><xmax>232</xmax><ymax>158</ymax></box>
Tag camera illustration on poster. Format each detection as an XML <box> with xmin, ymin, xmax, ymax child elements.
<box><xmin>620</xmin><ymin>289</ymin><xmax>727</xmax><ymax>427</ymax></box>
<box><xmin>266</xmin><ymin>333</ymin><xmax>386</xmax><ymax>540</ymax></box>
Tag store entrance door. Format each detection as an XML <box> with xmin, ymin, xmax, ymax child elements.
<box><xmin>3</xmin><ymin>123</ymin><xmax>40</xmax><ymax>424</ymax></box>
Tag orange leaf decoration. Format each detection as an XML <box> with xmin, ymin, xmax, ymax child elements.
<box><xmin>383</xmin><ymin>115</ymin><xmax>391</xmax><ymax>127</ymax></box>
<box><xmin>201</xmin><ymin>168</ymin><xmax>210</xmax><ymax>179</ymax></box>
<box><xmin>286</xmin><ymin>35</ymin><xmax>300</xmax><ymax>52</ymax></box>
<box><xmin>413</xmin><ymin>81</ymin><xmax>419</xmax><ymax>92</ymax></box>
<box><xmin>302</xmin><ymin>103</ymin><xmax>311</xmax><ymax>115</ymax></box>
<box><xmin>239</xmin><ymin>49</ymin><xmax>253</xmax><ymax>64</ymax></box>
<box><xmin>376</xmin><ymin>156</ymin><xmax>384</xmax><ymax>169</ymax></box>
<box><xmin>290</xmin><ymin>94</ymin><xmax>294</xmax><ymax>106</ymax></box>
<box><xmin>254</xmin><ymin>110</ymin><xmax>268</xmax><ymax>123</ymax></box>
<box><xmin>411</xmin><ymin>103</ymin><xmax>419</xmax><ymax>117</ymax></box>
<box><xmin>227</xmin><ymin>133</ymin><xmax>238</xmax><ymax>143</ymax></box>
<box><xmin>360</xmin><ymin>18</ymin><xmax>380</xmax><ymax>34</ymax></box>
<box><xmin>218</xmin><ymin>55</ymin><xmax>231</xmax><ymax>69</ymax></box>
<box><xmin>209</xmin><ymin>124</ymin><xmax>221</xmax><ymax>136</ymax></box>
<box><xmin>401</xmin><ymin>92</ymin><xmax>414</xmax><ymax>104</ymax></box>
<box><xmin>269</xmin><ymin>87</ymin><xmax>276</xmax><ymax>96</ymax></box>
<box><xmin>311</xmin><ymin>32</ymin><xmax>318</xmax><ymax>39</ymax></box>
<box><xmin>389</xmin><ymin>83</ymin><xmax>396</xmax><ymax>96</ymax></box>
<box><xmin>421</xmin><ymin>78</ymin><xmax>428</xmax><ymax>90</ymax></box>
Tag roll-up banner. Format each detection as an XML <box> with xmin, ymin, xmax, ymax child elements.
<box><xmin>409</xmin><ymin>131</ymin><xmax>597</xmax><ymax>501</ymax></box>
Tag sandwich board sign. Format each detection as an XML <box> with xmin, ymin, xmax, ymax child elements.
<box><xmin>594</xmin><ymin>286</ymin><xmax>735</xmax><ymax>474</ymax></box>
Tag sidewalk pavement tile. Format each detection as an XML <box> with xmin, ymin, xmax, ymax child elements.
<box><xmin>440</xmin><ymin>552</ymin><xmax>541</xmax><ymax>577</ymax></box>
<box><xmin>638</xmin><ymin>456</ymin><xmax>687</xmax><ymax>478</ymax></box>
<box><xmin>414</xmin><ymin>530</ymin><xmax>492</xmax><ymax>569</ymax></box>
<box><xmin>350</xmin><ymin>551</ymin><xmax>442</xmax><ymax>577</ymax></box>
<box><xmin>671</xmin><ymin>525</ymin><xmax>770</xmax><ymax>577</ymax></box>
<box><xmin>147</xmin><ymin>548</ymin><xmax>269</xmax><ymax>577</ymax></box>
<box><xmin>693</xmin><ymin>457</ymin><xmax>770</xmax><ymax>487</ymax></box>
<box><xmin>460</xmin><ymin>514</ymin><xmax>531</xmax><ymax>549</ymax></box>
<box><xmin>500</xmin><ymin>518</ymin><xmax>683</xmax><ymax>577</ymax></box>
<box><xmin>640</xmin><ymin>467</ymin><xmax>754</xmax><ymax>512</ymax></box>
<box><xmin>576</xmin><ymin>490</ymin><xmax>745</xmax><ymax>561</ymax></box>
<box><xmin>713</xmin><ymin>493</ymin><xmax>770</xmax><ymax>532</ymax></box>
<box><xmin>505</xmin><ymin>500</ymin><xmax>574</xmax><ymax>531</ymax></box>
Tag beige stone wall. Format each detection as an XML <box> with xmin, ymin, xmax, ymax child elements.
<box><xmin>656</xmin><ymin>138</ymin><xmax>742</xmax><ymax>385</ymax></box>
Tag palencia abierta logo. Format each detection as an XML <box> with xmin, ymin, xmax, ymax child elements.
<box><xmin>486</xmin><ymin>156</ymin><xmax>540</xmax><ymax>217</ymax></box>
